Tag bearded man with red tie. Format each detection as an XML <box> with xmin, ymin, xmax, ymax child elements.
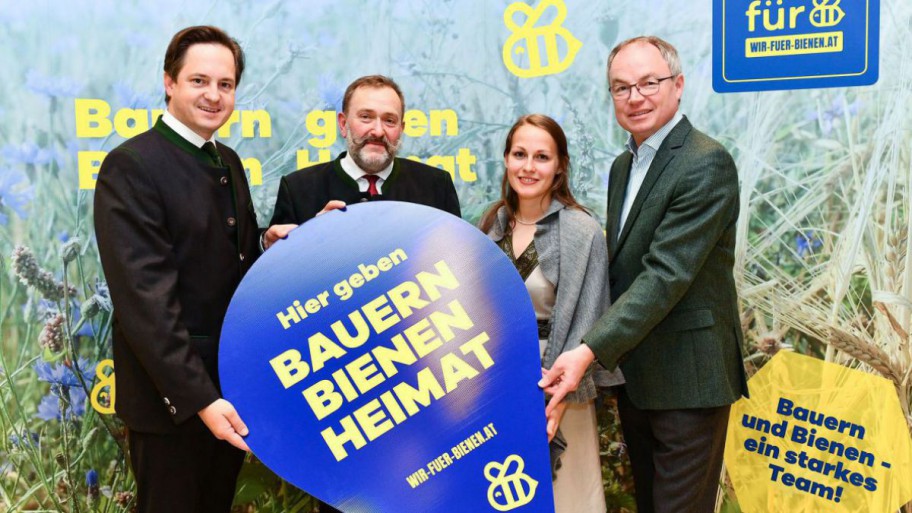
<box><xmin>264</xmin><ymin>75</ymin><xmax>461</xmax><ymax>248</ymax></box>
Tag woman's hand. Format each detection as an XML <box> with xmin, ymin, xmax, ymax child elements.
<box><xmin>546</xmin><ymin>401</ymin><xmax>568</xmax><ymax>442</ymax></box>
<box><xmin>539</xmin><ymin>344</ymin><xmax>595</xmax><ymax>415</ymax></box>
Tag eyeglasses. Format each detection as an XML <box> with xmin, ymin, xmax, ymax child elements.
<box><xmin>610</xmin><ymin>75</ymin><xmax>677</xmax><ymax>100</ymax></box>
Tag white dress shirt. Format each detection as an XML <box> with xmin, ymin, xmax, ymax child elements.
<box><xmin>161</xmin><ymin>111</ymin><xmax>217</xmax><ymax>148</ymax></box>
<box><xmin>340</xmin><ymin>152</ymin><xmax>394</xmax><ymax>192</ymax></box>
<box><xmin>618</xmin><ymin>111</ymin><xmax>684</xmax><ymax>233</ymax></box>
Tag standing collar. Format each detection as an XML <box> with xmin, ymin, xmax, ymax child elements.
<box><xmin>161</xmin><ymin>111</ymin><xmax>215</xmax><ymax>148</ymax></box>
<box><xmin>340</xmin><ymin>151</ymin><xmax>394</xmax><ymax>181</ymax></box>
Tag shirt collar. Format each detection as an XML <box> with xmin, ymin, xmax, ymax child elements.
<box><xmin>340</xmin><ymin>152</ymin><xmax>394</xmax><ymax>181</ymax></box>
<box><xmin>161</xmin><ymin>111</ymin><xmax>215</xmax><ymax>148</ymax></box>
<box><xmin>625</xmin><ymin>110</ymin><xmax>684</xmax><ymax>157</ymax></box>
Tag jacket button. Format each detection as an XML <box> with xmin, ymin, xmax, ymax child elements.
<box><xmin>227</xmin><ymin>217</ymin><xmax>237</xmax><ymax>227</ymax></box>
<box><xmin>220</xmin><ymin>176</ymin><xmax>229</xmax><ymax>185</ymax></box>
<box><xmin>168</xmin><ymin>406</ymin><xmax>177</xmax><ymax>416</ymax></box>
<box><xmin>163</xmin><ymin>397</ymin><xmax>170</xmax><ymax>406</ymax></box>
<box><xmin>239</xmin><ymin>253</ymin><xmax>246</xmax><ymax>261</ymax></box>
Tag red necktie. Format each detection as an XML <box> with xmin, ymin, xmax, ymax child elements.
<box><xmin>364</xmin><ymin>175</ymin><xmax>380</xmax><ymax>196</ymax></box>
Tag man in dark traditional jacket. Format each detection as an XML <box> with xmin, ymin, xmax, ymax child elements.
<box><xmin>263</xmin><ymin>75</ymin><xmax>461</xmax><ymax>248</ymax></box>
<box><xmin>94</xmin><ymin>25</ymin><xmax>258</xmax><ymax>513</ymax></box>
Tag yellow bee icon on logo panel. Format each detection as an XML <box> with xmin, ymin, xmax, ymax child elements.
<box><xmin>810</xmin><ymin>0</ymin><xmax>845</xmax><ymax>27</ymax></box>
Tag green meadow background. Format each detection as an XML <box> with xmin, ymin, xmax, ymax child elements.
<box><xmin>1</xmin><ymin>0</ymin><xmax>909</xmax><ymax>511</ymax></box>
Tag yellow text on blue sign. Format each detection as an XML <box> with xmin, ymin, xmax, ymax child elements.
<box><xmin>743</xmin><ymin>0</ymin><xmax>847</xmax><ymax>60</ymax></box>
<box><xmin>268</xmin><ymin>254</ymin><xmax>497</xmax><ymax>461</ymax></box>
<box><xmin>405</xmin><ymin>422</ymin><xmax>499</xmax><ymax>489</ymax></box>
<box><xmin>744</xmin><ymin>0</ymin><xmax>846</xmax><ymax>33</ymax></box>
<box><xmin>746</xmin><ymin>31</ymin><xmax>843</xmax><ymax>57</ymax></box>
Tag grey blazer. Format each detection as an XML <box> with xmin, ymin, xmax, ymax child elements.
<box><xmin>583</xmin><ymin>116</ymin><xmax>749</xmax><ymax>410</ymax></box>
<box><xmin>488</xmin><ymin>199</ymin><xmax>623</xmax><ymax>403</ymax></box>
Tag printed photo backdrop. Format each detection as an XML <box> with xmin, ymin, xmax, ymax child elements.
<box><xmin>2</xmin><ymin>0</ymin><xmax>911</xmax><ymax>511</ymax></box>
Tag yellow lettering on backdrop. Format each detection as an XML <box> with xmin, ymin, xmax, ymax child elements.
<box><xmin>242</xmin><ymin>157</ymin><xmax>263</xmax><ymax>185</ymax></box>
<box><xmin>75</xmin><ymin>99</ymin><xmax>165</xmax><ymax>138</ymax></box>
<box><xmin>405</xmin><ymin>148</ymin><xmax>478</xmax><ymax>183</ymax></box>
<box><xmin>75</xmin><ymin>99</ymin><xmax>113</xmax><ymax>137</ymax></box>
<box><xmin>297</xmin><ymin>149</ymin><xmax>333</xmax><ymax>169</ymax></box>
<box><xmin>306</xmin><ymin>110</ymin><xmax>337</xmax><ymax>148</ymax></box>
<box><xmin>75</xmin><ymin>98</ymin><xmax>269</xmax><ymax>139</ymax></box>
<box><xmin>217</xmin><ymin>109</ymin><xmax>272</xmax><ymax>138</ymax></box>
<box><xmin>78</xmin><ymin>151</ymin><xmax>107</xmax><ymax>190</ymax></box>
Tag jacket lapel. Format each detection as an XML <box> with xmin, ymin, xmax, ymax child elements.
<box><xmin>615</xmin><ymin>117</ymin><xmax>692</xmax><ymax>254</ymax></box>
<box><xmin>606</xmin><ymin>152</ymin><xmax>631</xmax><ymax>259</ymax></box>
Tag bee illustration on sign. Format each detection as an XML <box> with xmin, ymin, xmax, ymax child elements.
<box><xmin>485</xmin><ymin>454</ymin><xmax>538</xmax><ymax>511</ymax></box>
<box><xmin>90</xmin><ymin>358</ymin><xmax>116</xmax><ymax>414</ymax></box>
<box><xmin>810</xmin><ymin>0</ymin><xmax>845</xmax><ymax>27</ymax></box>
<box><xmin>502</xmin><ymin>0</ymin><xmax>582</xmax><ymax>78</ymax></box>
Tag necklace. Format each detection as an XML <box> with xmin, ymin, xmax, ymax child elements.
<box><xmin>514</xmin><ymin>216</ymin><xmax>540</xmax><ymax>225</ymax></box>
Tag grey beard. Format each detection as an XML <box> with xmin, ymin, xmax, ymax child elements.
<box><xmin>346</xmin><ymin>133</ymin><xmax>400</xmax><ymax>173</ymax></box>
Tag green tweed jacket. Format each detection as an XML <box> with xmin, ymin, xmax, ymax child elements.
<box><xmin>583</xmin><ymin>116</ymin><xmax>749</xmax><ymax>410</ymax></box>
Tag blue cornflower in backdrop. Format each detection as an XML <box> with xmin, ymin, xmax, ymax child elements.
<box><xmin>112</xmin><ymin>81</ymin><xmax>159</xmax><ymax>110</ymax></box>
<box><xmin>2</xmin><ymin>142</ymin><xmax>54</xmax><ymax>166</ymax></box>
<box><xmin>8</xmin><ymin>431</ymin><xmax>40</xmax><ymax>449</ymax></box>
<box><xmin>25</xmin><ymin>69</ymin><xmax>83</xmax><ymax>98</ymax></box>
<box><xmin>33</xmin><ymin>356</ymin><xmax>95</xmax><ymax>422</ymax></box>
<box><xmin>0</xmin><ymin>167</ymin><xmax>33</xmax><ymax>225</ymax></box>
<box><xmin>795</xmin><ymin>231</ymin><xmax>823</xmax><ymax>257</ymax></box>
<box><xmin>35</xmin><ymin>386</ymin><xmax>87</xmax><ymax>422</ymax></box>
<box><xmin>86</xmin><ymin>468</ymin><xmax>100</xmax><ymax>504</ymax></box>
<box><xmin>34</xmin><ymin>358</ymin><xmax>96</xmax><ymax>391</ymax></box>
<box><xmin>317</xmin><ymin>74</ymin><xmax>344</xmax><ymax>112</ymax></box>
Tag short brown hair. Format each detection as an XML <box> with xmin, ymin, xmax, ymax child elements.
<box><xmin>341</xmin><ymin>75</ymin><xmax>406</xmax><ymax>116</ymax></box>
<box><xmin>163</xmin><ymin>25</ymin><xmax>245</xmax><ymax>103</ymax></box>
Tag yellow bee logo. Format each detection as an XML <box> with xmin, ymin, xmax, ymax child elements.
<box><xmin>810</xmin><ymin>0</ymin><xmax>845</xmax><ymax>27</ymax></box>
<box><xmin>485</xmin><ymin>454</ymin><xmax>538</xmax><ymax>511</ymax></box>
<box><xmin>502</xmin><ymin>0</ymin><xmax>582</xmax><ymax>78</ymax></box>
<box><xmin>90</xmin><ymin>359</ymin><xmax>116</xmax><ymax>414</ymax></box>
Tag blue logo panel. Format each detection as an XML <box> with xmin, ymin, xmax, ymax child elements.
<box><xmin>714</xmin><ymin>0</ymin><xmax>879</xmax><ymax>92</ymax></box>
<box><xmin>219</xmin><ymin>202</ymin><xmax>554</xmax><ymax>513</ymax></box>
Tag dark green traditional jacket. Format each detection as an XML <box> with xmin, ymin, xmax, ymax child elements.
<box><xmin>95</xmin><ymin>118</ymin><xmax>260</xmax><ymax>433</ymax></box>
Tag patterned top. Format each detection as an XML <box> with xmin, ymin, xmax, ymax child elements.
<box><xmin>497</xmin><ymin>233</ymin><xmax>539</xmax><ymax>281</ymax></box>
<box><xmin>498</xmin><ymin>234</ymin><xmax>551</xmax><ymax>339</ymax></box>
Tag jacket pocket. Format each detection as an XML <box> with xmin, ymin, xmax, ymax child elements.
<box><xmin>654</xmin><ymin>308</ymin><xmax>715</xmax><ymax>334</ymax></box>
